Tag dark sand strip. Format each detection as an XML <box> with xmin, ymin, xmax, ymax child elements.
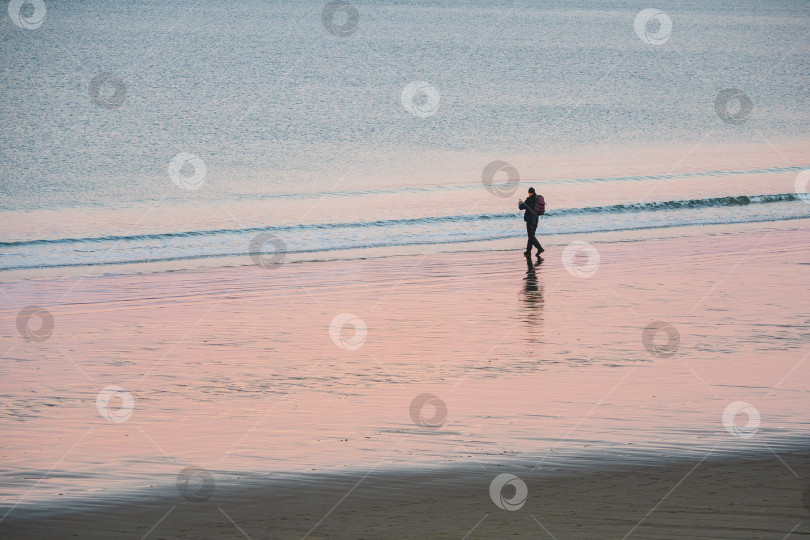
<box><xmin>3</xmin><ymin>451</ymin><xmax>809</xmax><ymax>539</ymax></box>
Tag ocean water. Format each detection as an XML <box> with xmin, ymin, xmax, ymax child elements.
<box><xmin>2</xmin><ymin>0</ymin><xmax>810</xmax><ymax>273</ymax></box>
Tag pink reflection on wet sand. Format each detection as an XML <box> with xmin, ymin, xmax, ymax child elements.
<box><xmin>1</xmin><ymin>225</ymin><xmax>809</xmax><ymax>507</ymax></box>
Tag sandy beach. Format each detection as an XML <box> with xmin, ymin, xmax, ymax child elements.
<box><xmin>2</xmin><ymin>221</ymin><xmax>810</xmax><ymax>537</ymax></box>
<box><xmin>3</xmin><ymin>454</ymin><xmax>810</xmax><ymax>539</ymax></box>
<box><xmin>3</xmin><ymin>450</ymin><xmax>809</xmax><ymax>539</ymax></box>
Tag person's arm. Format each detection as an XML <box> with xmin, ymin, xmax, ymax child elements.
<box><xmin>519</xmin><ymin>199</ymin><xmax>537</xmax><ymax>217</ymax></box>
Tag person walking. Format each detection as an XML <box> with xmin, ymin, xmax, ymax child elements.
<box><xmin>518</xmin><ymin>187</ymin><xmax>545</xmax><ymax>258</ymax></box>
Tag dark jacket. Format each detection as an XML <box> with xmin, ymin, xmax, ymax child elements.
<box><xmin>519</xmin><ymin>194</ymin><xmax>539</xmax><ymax>224</ymax></box>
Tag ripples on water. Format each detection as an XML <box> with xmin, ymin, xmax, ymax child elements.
<box><xmin>3</xmin><ymin>181</ymin><xmax>810</xmax><ymax>270</ymax></box>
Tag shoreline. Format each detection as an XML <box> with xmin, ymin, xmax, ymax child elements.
<box><xmin>2</xmin><ymin>215</ymin><xmax>809</xmax><ymax>282</ymax></box>
<box><xmin>3</xmin><ymin>449</ymin><xmax>809</xmax><ymax>538</ymax></box>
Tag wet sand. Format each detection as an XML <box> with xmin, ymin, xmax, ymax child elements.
<box><xmin>3</xmin><ymin>451</ymin><xmax>810</xmax><ymax>539</ymax></box>
<box><xmin>2</xmin><ymin>222</ymin><xmax>810</xmax><ymax>537</ymax></box>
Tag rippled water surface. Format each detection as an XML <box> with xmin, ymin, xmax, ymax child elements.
<box><xmin>2</xmin><ymin>0</ymin><xmax>810</xmax><ymax>270</ymax></box>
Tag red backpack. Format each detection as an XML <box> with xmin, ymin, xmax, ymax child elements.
<box><xmin>534</xmin><ymin>195</ymin><xmax>546</xmax><ymax>216</ymax></box>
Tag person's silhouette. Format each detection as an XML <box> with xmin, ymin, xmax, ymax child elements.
<box><xmin>518</xmin><ymin>187</ymin><xmax>545</xmax><ymax>259</ymax></box>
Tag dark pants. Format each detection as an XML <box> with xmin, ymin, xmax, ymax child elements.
<box><xmin>526</xmin><ymin>221</ymin><xmax>542</xmax><ymax>253</ymax></box>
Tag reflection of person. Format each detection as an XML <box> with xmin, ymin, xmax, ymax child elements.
<box><xmin>522</xmin><ymin>255</ymin><xmax>544</xmax><ymax>335</ymax></box>
<box><xmin>523</xmin><ymin>256</ymin><xmax>543</xmax><ymax>300</ymax></box>
<box><xmin>518</xmin><ymin>187</ymin><xmax>544</xmax><ymax>259</ymax></box>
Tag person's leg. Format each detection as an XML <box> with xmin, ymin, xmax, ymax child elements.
<box><xmin>525</xmin><ymin>222</ymin><xmax>533</xmax><ymax>255</ymax></box>
<box><xmin>528</xmin><ymin>222</ymin><xmax>542</xmax><ymax>253</ymax></box>
<box><xmin>532</xmin><ymin>222</ymin><xmax>544</xmax><ymax>253</ymax></box>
